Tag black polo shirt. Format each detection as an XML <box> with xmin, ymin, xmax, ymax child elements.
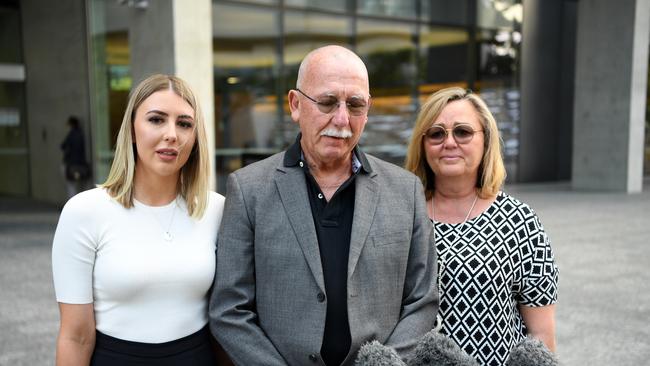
<box><xmin>283</xmin><ymin>134</ymin><xmax>372</xmax><ymax>366</ymax></box>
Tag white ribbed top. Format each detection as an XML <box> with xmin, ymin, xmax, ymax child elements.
<box><xmin>52</xmin><ymin>188</ymin><xmax>224</xmax><ymax>343</ymax></box>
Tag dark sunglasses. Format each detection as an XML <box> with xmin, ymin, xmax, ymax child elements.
<box><xmin>423</xmin><ymin>124</ymin><xmax>483</xmax><ymax>145</ymax></box>
<box><xmin>295</xmin><ymin>88</ymin><xmax>370</xmax><ymax>116</ymax></box>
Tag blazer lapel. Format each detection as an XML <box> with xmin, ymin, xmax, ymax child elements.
<box><xmin>348</xmin><ymin>172</ymin><xmax>379</xmax><ymax>280</ymax></box>
<box><xmin>275</xmin><ymin>165</ymin><xmax>325</xmax><ymax>292</ymax></box>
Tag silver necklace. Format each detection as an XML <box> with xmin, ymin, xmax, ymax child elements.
<box><xmin>431</xmin><ymin>192</ymin><xmax>478</xmax><ymax>331</ymax></box>
<box><xmin>146</xmin><ymin>199</ymin><xmax>178</xmax><ymax>242</ymax></box>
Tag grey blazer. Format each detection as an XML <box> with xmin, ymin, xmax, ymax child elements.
<box><xmin>209</xmin><ymin>151</ymin><xmax>438</xmax><ymax>366</ymax></box>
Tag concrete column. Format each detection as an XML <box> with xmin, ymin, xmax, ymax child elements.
<box><xmin>21</xmin><ymin>0</ymin><xmax>91</xmax><ymax>203</ymax></box>
<box><xmin>173</xmin><ymin>0</ymin><xmax>216</xmax><ymax>190</ymax></box>
<box><xmin>128</xmin><ymin>0</ymin><xmax>175</xmax><ymax>81</ymax></box>
<box><xmin>519</xmin><ymin>0</ymin><xmax>564</xmax><ymax>182</ymax></box>
<box><xmin>572</xmin><ymin>0</ymin><xmax>649</xmax><ymax>192</ymax></box>
<box><xmin>129</xmin><ymin>0</ymin><xmax>216</xmax><ymax>189</ymax></box>
<box><xmin>519</xmin><ymin>0</ymin><xmax>576</xmax><ymax>182</ymax></box>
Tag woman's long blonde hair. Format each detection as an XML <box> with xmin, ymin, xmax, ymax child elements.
<box><xmin>405</xmin><ymin>87</ymin><xmax>506</xmax><ymax>200</ymax></box>
<box><xmin>101</xmin><ymin>74</ymin><xmax>210</xmax><ymax>218</ymax></box>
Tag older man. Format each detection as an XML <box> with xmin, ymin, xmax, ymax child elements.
<box><xmin>209</xmin><ymin>45</ymin><xmax>438</xmax><ymax>366</ymax></box>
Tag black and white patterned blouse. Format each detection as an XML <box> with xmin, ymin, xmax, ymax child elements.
<box><xmin>434</xmin><ymin>191</ymin><xmax>558</xmax><ymax>366</ymax></box>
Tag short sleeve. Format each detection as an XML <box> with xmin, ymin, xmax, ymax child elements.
<box><xmin>515</xmin><ymin>210</ymin><xmax>559</xmax><ymax>306</ymax></box>
<box><xmin>51</xmin><ymin>195</ymin><xmax>98</xmax><ymax>304</ymax></box>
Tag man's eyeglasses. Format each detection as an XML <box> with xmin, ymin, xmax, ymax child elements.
<box><xmin>295</xmin><ymin>88</ymin><xmax>369</xmax><ymax>116</ymax></box>
<box><xmin>423</xmin><ymin>124</ymin><xmax>483</xmax><ymax>145</ymax></box>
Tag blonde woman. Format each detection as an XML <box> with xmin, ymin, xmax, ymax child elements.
<box><xmin>405</xmin><ymin>87</ymin><xmax>558</xmax><ymax>365</ymax></box>
<box><xmin>52</xmin><ymin>74</ymin><xmax>225</xmax><ymax>365</ymax></box>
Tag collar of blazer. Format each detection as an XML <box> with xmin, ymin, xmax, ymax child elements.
<box><xmin>274</xmin><ymin>152</ymin><xmax>380</xmax><ymax>293</ymax></box>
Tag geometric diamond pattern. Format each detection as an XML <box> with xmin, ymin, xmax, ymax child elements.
<box><xmin>435</xmin><ymin>192</ymin><xmax>559</xmax><ymax>366</ymax></box>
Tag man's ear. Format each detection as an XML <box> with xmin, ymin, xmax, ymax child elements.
<box><xmin>288</xmin><ymin>90</ymin><xmax>300</xmax><ymax>124</ymax></box>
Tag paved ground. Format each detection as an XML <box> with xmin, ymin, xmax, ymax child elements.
<box><xmin>0</xmin><ymin>180</ymin><xmax>649</xmax><ymax>365</ymax></box>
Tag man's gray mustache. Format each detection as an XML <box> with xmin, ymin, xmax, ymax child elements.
<box><xmin>320</xmin><ymin>128</ymin><xmax>353</xmax><ymax>138</ymax></box>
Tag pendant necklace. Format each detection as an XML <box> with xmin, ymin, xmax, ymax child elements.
<box><xmin>146</xmin><ymin>198</ymin><xmax>178</xmax><ymax>242</ymax></box>
<box><xmin>431</xmin><ymin>191</ymin><xmax>478</xmax><ymax>331</ymax></box>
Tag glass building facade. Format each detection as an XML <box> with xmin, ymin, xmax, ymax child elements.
<box><xmin>1</xmin><ymin>0</ymin><xmax>649</xmax><ymax>202</ymax></box>
<box><xmin>84</xmin><ymin>0</ymin><xmax>524</xmax><ymax>193</ymax></box>
<box><xmin>209</xmin><ymin>0</ymin><xmax>523</xmax><ymax>192</ymax></box>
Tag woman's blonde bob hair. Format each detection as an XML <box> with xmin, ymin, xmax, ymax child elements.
<box><xmin>405</xmin><ymin>87</ymin><xmax>506</xmax><ymax>200</ymax></box>
<box><xmin>101</xmin><ymin>74</ymin><xmax>210</xmax><ymax>218</ymax></box>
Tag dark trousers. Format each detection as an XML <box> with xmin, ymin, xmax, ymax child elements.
<box><xmin>90</xmin><ymin>326</ymin><xmax>217</xmax><ymax>366</ymax></box>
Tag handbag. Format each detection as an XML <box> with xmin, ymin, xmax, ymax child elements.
<box><xmin>65</xmin><ymin>163</ymin><xmax>91</xmax><ymax>181</ymax></box>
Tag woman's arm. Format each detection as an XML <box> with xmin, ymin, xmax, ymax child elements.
<box><xmin>519</xmin><ymin>303</ymin><xmax>556</xmax><ymax>352</ymax></box>
<box><xmin>56</xmin><ymin>303</ymin><xmax>96</xmax><ymax>366</ymax></box>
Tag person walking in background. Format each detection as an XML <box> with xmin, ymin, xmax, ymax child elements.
<box><xmin>52</xmin><ymin>74</ymin><xmax>226</xmax><ymax>365</ymax></box>
<box><xmin>60</xmin><ymin>116</ymin><xmax>89</xmax><ymax>198</ymax></box>
<box><xmin>209</xmin><ymin>45</ymin><xmax>438</xmax><ymax>365</ymax></box>
<box><xmin>405</xmin><ymin>87</ymin><xmax>558</xmax><ymax>366</ymax></box>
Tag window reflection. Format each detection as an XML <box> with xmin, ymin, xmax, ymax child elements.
<box><xmin>476</xmin><ymin>28</ymin><xmax>521</xmax><ymax>181</ymax></box>
<box><xmin>476</xmin><ymin>0</ymin><xmax>522</xmax><ymax>30</ymax></box>
<box><xmin>423</xmin><ymin>0</ymin><xmax>469</xmax><ymax>25</ymax></box>
<box><xmin>0</xmin><ymin>5</ymin><xmax>22</xmax><ymax>63</ymax></box>
<box><xmin>0</xmin><ymin>2</ymin><xmax>28</xmax><ymax>196</ymax></box>
<box><xmin>206</xmin><ymin>0</ymin><xmax>526</xmax><ymax>192</ymax></box>
<box><xmin>0</xmin><ymin>82</ymin><xmax>28</xmax><ymax>195</ymax></box>
<box><xmin>357</xmin><ymin>19</ymin><xmax>416</xmax><ymax>165</ymax></box>
<box><xmin>226</xmin><ymin>0</ymin><xmax>277</xmax><ymax>4</ymax></box>
<box><xmin>213</xmin><ymin>3</ymin><xmax>280</xmax><ymax>192</ymax></box>
<box><xmin>418</xmin><ymin>25</ymin><xmax>469</xmax><ymax>100</ymax></box>
<box><xmin>285</xmin><ymin>0</ymin><xmax>346</xmax><ymax>12</ymax></box>
<box><xmin>283</xmin><ymin>11</ymin><xmax>351</xmax><ymax>145</ymax></box>
<box><xmin>87</xmin><ymin>0</ymin><xmax>131</xmax><ymax>182</ymax></box>
<box><xmin>357</xmin><ymin>0</ymin><xmax>416</xmax><ymax>19</ymax></box>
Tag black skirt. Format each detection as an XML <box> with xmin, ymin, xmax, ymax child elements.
<box><xmin>90</xmin><ymin>325</ymin><xmax>217</xmax><ymax>366</ymax></box>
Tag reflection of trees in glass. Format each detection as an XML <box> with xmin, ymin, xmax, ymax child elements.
<box><xmin>477</xmin><ymin>29</ymin><xmax>520</xmax><ymax>81</ymax></box>
<box><xmin>477</xmin><ymin>0</ymin><xmax>522</xmax><ymax>29</ymax></box>
<box><xmin>364</xmin><ymin>49</ymin><xmax>415</xmax><ymax>95</ymax></box>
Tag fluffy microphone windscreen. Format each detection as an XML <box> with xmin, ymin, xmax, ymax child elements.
<box><xmin>408</xmin><ymin>330</ymin><xmax>479</xmax><ymax>366</ymax></box>
<box><xmin>355</xmin><ymin>340</ymin><xmax>407</xmax><ymax>366</ymax></box>
<box><xmin>505</xmin><ymin>338</ymin><xmax>558</xmax><ymax>366</ymax></box>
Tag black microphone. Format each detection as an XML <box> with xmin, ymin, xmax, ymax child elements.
<box><xmin>355</xmin><ymin>340</ymin><xmax>406</xmax><ymax>366</ymax></box>
<box><xmin>505</xmin><ymin>338</ymin><xmax>558</xmax><ymax>366</ymax></box>
<box><xmin>408</xmin><ymin>330</ymin><xmax>479</xmax><ymax>366</ymax></box>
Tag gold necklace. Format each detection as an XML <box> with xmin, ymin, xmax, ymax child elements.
<box><xmin>431</xmin><ymin>192</ymin><xmax>478</xmax><ymax>331</ymax></box>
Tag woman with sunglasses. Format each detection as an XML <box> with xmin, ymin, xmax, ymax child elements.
<box><xmin>405</xmin><ymin>87</ymin><xmax>558</xmax><ymax>365</ymax></box>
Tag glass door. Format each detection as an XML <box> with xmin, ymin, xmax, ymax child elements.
<box><xmin>0</xmin><ymin>3</ymin><xmax>29</xmax><ymax>196</ymax></box>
